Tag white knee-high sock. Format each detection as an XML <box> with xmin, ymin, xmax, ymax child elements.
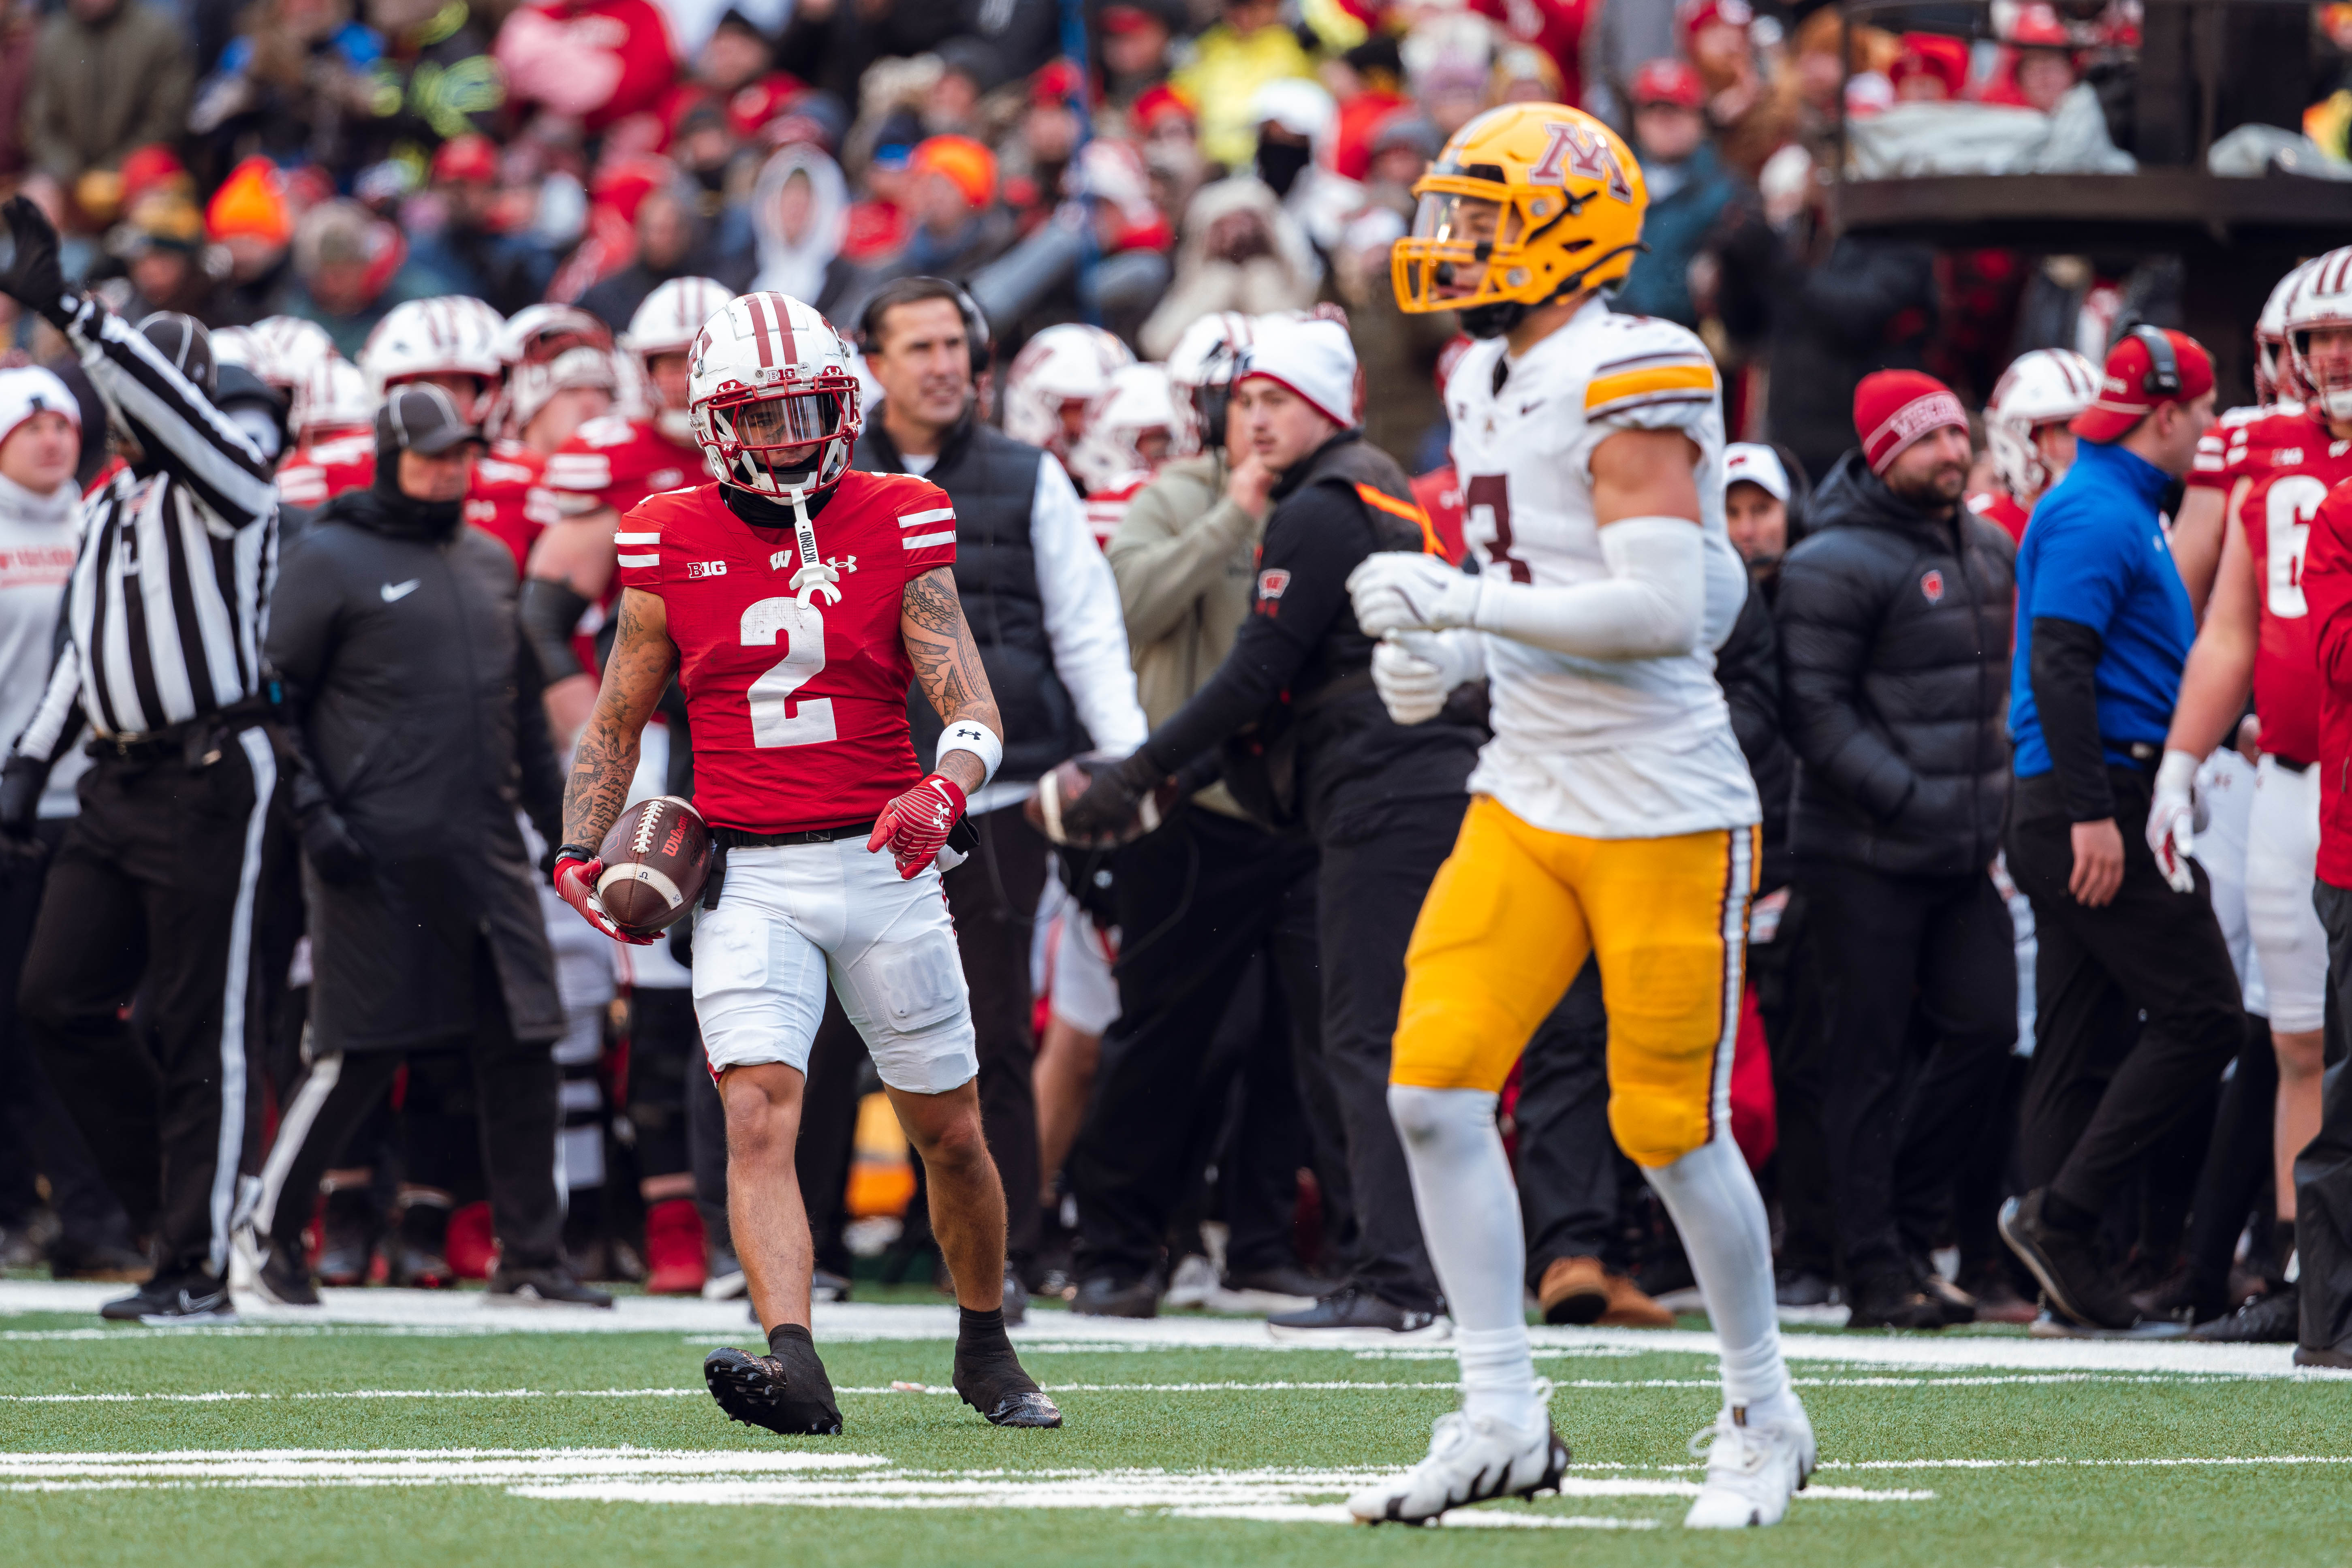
<box><xmin>1645</xmin><ymin>1135</ymin><xmax>1792</xmax><ymax>1414</ymax></box>
<box><xmin>1389</xmin><ymin>1085</ymin><xmax>1540</xmax><ymax>1429</ymax></box>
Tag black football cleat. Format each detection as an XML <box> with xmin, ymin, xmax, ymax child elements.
<box><xmin>102</xmin><ymin>1279</ymin><xmax>237</xmax><ymax>1324</ymax></box>
<box><xmin>489</xmin><ymin>1263</ymin><xmax>613</xmax><ymax>1307</ymax></box>
<box><xmin>951</xmin><ymin>1340</ymin><xmax>1062</xmax><ymax>1428</ymax></box>
<box><xmin>705</xmin><ymin>1336</ymin><xmax>844</xmax><ymax>1436</ymax></box>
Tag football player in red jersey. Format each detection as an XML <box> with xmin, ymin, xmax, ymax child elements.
<box><xmin>551</xmin><ymin>291</ymin><xmax>1062</xmax><ymax>1435</ymax></box>
<box><xmin>1971</xmin><ymin>347</ymin><xmax>2098</xmax><ymax>546</ymax></box>
<box><xmin>524</xmin><ymin>276</ymin><xmax>734</xmax><ymax>744</ymax></box>
<box><xmin>468</xmin><ymin>306</ymin><xmax>619</xmax><ymax>575</ymax></box>
<box><xmin>276</xmin><ymin>358</ymin><xmax>378</xmax><ymax>509</ymax></box>
<box><xmin>2152</xmin><ymin>248</ymin><xmax>2352</xmax><ymax>1339</ymax></box>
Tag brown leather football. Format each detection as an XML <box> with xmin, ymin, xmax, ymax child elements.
<box><xmin>595</xmin><ymin>795</ymin><xmax>713</xmax><ymax>936</ymax></box>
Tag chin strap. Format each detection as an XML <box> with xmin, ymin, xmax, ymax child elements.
<box><xmin>785</xmin><ymin>490</ymin><xmax>842</xmax><ymax>607</ymax></box>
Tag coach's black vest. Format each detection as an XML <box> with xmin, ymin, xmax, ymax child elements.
<box><xmin>855</xmin><ymin>408</ymin><xmax>1079</xmax><ymax>783</ymax></box>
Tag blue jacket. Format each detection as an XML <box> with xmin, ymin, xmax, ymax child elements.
<box><xmin>1613</xmin><ymin>143</ymin><xmax>1739</xmax><ymax>329</ymax></box>
<box><xmin>2008</xmin><ymin>438</ymin><xmax>2194</xmax><ymax>778</ymax></box>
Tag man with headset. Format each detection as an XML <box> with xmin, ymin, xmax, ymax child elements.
<box><xmin>850</xmin><ymin>277</ymin><xmax>1148</xmax><ymax>1310</ymax></box>
<box><xmin>1997</xmin><ymin>326</ymin><xmax>2239</xmax><ymax>1333</ymax></box>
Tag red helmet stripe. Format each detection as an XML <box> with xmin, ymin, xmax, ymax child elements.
<box><xmin>746</xmin><ymin>294</ymin><xmax>775</xmax><ymax>369</ymax></box>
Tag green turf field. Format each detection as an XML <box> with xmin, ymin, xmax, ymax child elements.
<box><xmin>3</xmin><ymin>1285</ymin><xmax>2349</xmax><ymax>1568</ymax></box>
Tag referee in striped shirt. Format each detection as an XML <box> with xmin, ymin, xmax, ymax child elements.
<box><xmin>0</xmin><ymin>197</ymin><xmax>289</xmax><ymax>1324</ymax></box>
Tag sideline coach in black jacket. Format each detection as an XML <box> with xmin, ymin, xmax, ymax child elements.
<box><xmin>1775</xmin><ymin>372</ymin><xmax>2017</xmax><ymax>1329</ymax></box>
<box><xmin>242</xmin><ymin>386</ymin><xmax>606</xmax><ymax>1309</ymax></box>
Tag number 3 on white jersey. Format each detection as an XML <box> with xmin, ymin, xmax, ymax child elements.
<box><xmin>2266</xmin><ymin>474</ymin><xmax>2327</xmax><ymax>620</ymax></box>
<box><xmin>741</xmin><ymin>596</ymin><xmax>837</xmax><ymax>747</ymax></box>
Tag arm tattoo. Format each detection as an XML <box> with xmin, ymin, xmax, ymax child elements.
<box><xmin>902</xmin><ymin>568</ymin><xmax>1002</xmax><ymax>788</ymax></box>
<box><xmin>560</xmin><ymin>589</ymin><xmax>677</xmax><ymax>850</ymax></box>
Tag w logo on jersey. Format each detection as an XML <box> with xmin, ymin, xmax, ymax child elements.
<box><xmin>1529</xmin><ymin>121</ymin><xmax>1634</xmax><ymax>205</ymax></box>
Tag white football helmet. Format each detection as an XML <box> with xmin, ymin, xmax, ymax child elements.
<box><xmin>1167</xmin><ymin>310</ymin><xmax>1308</xmax><ymax>453</ymax></box>
<box><xmin>2256</xmin><ymin>260</ymin><xmax>2316</xmax><ymax>407</ymax></box>
<box><xmin>359</xmin><ymin>296</ymin><xmax>505</xmax><ymax>408</ymax></box>
<box><xmin>1070</xmin><ymin>362</ymin><xmax>1182</xmax><ymax>493</ymax></box>
<box><xmin>289</xmin><ymin>356</ymin><xmax>374</xmax><ymax>443</ymax></box>
<box><xmin>496</xmin><ymin>304</ymin><xmax>617</xmax><ymax>440</ymax></box>
<box><xmin>237</xmin><ymin>316</ymin><xmax>339</xmax><ymax>395</ymax></box>
<box><xmin>2290</xmin><ymin>248</ymin><xmax>2352</xmax><ymax>423</ymax></box>
<box><xmin>1003</xmin><ymin>323</ymin><xmax>1134</xmax><ymax>461</ymax></box>
<box><xmin>624</xmin><ymin>276</ymin><xmax>734</xmax><ymax>440</ymax></box>
<box><xmin>1985</xmin><ymin>347</ymin><xmax>2100</xmax><ymax>502</ymax></box>
<box><xmin>687</xmin><ymin>291</ymin><xmax>861</xmax><ymax>500</ymax></box>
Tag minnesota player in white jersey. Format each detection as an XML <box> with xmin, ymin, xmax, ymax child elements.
<box><xmin>1342</xmin><ymin>102</ymin><xmax>1809</xmax><ymax>1529</ymax></box>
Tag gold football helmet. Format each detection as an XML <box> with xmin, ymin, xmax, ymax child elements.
<box><xmin>1391</xmin><ymin>103</ymin><xmax>1649</xmax><ymax>336</ymax></box>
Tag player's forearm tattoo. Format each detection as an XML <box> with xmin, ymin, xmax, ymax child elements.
<box><xmin>902</xmin><ymin>567</ymin><xmax>1002</xmax><ymax>745</ymax></box>
<box><xmin>560</xmin><ymin>590</ymin><xmax>677</xmax><ymax>850</ymax></box>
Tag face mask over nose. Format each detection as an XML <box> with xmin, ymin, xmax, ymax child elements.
<box><xmin>1255</xmin><ymin>135</ymin><xmax>1313</xmax><ymax>199</ymax></box>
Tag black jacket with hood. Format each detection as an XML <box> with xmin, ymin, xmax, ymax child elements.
<box><xmin>1773</xmin><ymin>450</ymin><xmax>2015</xmax><ymax>878</ymax></box>
<box><xmin>265</xmin><ymin>476</ymin><xmax>565</xmax><ymax>1053</ymax></box>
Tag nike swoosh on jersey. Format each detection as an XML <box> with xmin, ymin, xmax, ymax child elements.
<box><xmin>380</xmin><ymin>579</ymin><xmax>420</xmax><ymax>602</ymax></box>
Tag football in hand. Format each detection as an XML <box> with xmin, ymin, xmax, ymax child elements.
<box><xmin>1025</xmin><ymin>752</ymin><xmax>1179</xmax><ymax>849</ymax></box>
<box><xmin>594</xmin><ymin>795</ymin><xmax>713</xmax><ymax>936</ymax></box>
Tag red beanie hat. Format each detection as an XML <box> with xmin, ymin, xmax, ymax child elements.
<box><xmin>1854</xmin><ymin>369</ymin><xmax>1967</xmax><ymax>474</ymax></box>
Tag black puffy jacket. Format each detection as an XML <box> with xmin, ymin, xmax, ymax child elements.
<box><xmin>1774</xmin><ymin>451</ymin><xmax>2014</xmax><ymax>877</ymax></box>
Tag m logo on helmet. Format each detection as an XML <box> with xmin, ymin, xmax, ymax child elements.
<box><xmin>1529</xmin><ymin>120</ymin><xmax>1634</xmax><ymax>204</ymax></box>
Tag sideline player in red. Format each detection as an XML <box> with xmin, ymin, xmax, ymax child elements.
<box><xmin>1971</xmin><ymin>347</ymin><xmax>2099</xmax><ymax>545</ymax></box>
<box><xmin>549</xmin><ymin>291</ymin><xmax>1061</xmax><ymax>1436</ymax></box>
<box><xmin>467</xmin><ymin>305</ymin><xmax>618</xmax><ymax>575</ymax></box>
<box><xmin>524</xmin><ymin>276</ymin><xmax>733</xmax><ymax>746</ymax></box>
<box><xmin>2152</xmin><ymin>247</ymin><xmax>2352</xmax><ymax>1340</ymax></box>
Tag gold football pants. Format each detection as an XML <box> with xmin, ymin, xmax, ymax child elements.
<box><xmin>1391</xmin><ymin>795</ymin><xmax>1756</xmax><ymax>1168</ymax></box>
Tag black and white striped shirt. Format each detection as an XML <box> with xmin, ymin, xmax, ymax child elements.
<box><xmin>11</xmin><ymin>300</ymin><xmax>280</xmax><ymax>761</ymax></box>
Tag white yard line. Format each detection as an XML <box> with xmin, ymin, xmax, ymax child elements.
<box><xmin>1</xmin><ymin>1281</ymin><xmax>2345</xmax><ymax>1380</ymax></box>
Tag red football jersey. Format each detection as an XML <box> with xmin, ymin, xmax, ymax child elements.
<box><xmin>1083</xmin><ymin>475</ymin><xmax>1146</xmax><ymax>551</ymax></box>
<box><xmin>2190</xmin><ymin>400</ymin><xmax>2301</xmax><ymax>493</ymax></box>
<box><xmin>616</xmin><ymin>473</ymin><xmax>958</xmax><ymax>833</ymax></box>
<box><xmin>536</xmin><ymin>414</ymin><xmax>703</xmax><ymax>521</ymax></box>
<box><xmin>278</xmin><ymin>432</ymin><xmax>375</xmax><ymax>508</ymax></box>
<box><xmin>1411</xmin><ymin>464</ymin><xmax>1468</xmax><ymax>564</ymax></box>
<box><xmin>1965</xmin><ymin>487</ymin><xmax>2029</xmax><ymax>546</ymax></box>
<box><xmin>464</xmin><ymin>439</ymin><xmax>558</xmax><ymax>576</ymax></box>
<box><xmin>2237</xmin><ymin>408</ymin><xmax>2352</xmax><ymax>766</ymax></box>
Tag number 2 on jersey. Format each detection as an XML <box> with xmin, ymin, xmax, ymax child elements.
<box><xmin>741</xmin><ymin>597</ymin><xmax>837</xmax><ymax>747</ymax></box>
<box><xmin>2265</xmin><ymin>474</ymin><xmax>2327</xmax><ymax>620</ymax></box>
<box><xmin>1463</xmin><ymin>474</ymin><xmax>1533</xmax><ymax>583</ymax></box>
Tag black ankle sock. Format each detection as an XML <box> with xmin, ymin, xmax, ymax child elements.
<box><xmin>768</xmin><ymin>1322</ymin><xmax>814</xmax><ymax>1359</ymax></box>
<box><xmin>958</xmin><ymin>1305</ymin><xmax>1009</xmax><ymax>1347</ymax></box>
<box><xmin>2042</xmin><ymin>1191</ymin><xmax>2097</xmax><ymax>1233</ymax></box>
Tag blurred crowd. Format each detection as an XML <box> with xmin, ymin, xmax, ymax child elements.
<box><xmin>0</xmin><ymin>0</ymin><xmax>2349</xmax><ymax>1362</ymax></box>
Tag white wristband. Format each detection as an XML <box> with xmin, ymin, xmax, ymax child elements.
<box><xmin>938</xmin><ymin>719</ymin><xmax>1004</xmax><ymax>788</ymax></box>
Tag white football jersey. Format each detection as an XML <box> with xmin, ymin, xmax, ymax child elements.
<box><xmin>1446</xmin><ymin>300</ymin><xmax>1760</xmax><ymax>839</ymax></box>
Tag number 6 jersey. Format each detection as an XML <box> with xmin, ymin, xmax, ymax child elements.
<box><xmin>616</xmin><ymin>472</ymin><xmax>957</xmax><ymax>833</ymax></box>
<box><xmin>1444</xmin><ymin>300</ymin><xmax>1759</xmax><ymax>839</ymax></box>
<box><xmin>2225</xmin><ymin>404</ymin><xmax>2352</xmax><ymax>767</ymax></box>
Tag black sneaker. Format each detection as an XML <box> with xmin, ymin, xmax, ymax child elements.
<box><xmin>1000</xmin><ymin>1267</ymin><xmax>1030</xmax><ymax>1328</ymax></box>
<box><xmin>952</xmin><ymin>1334</ymin><xmax>1062</xmax><ymax>1427</ymax></box>
<box><xmin>489</xmin><ymin>1264</ymin><xmax>614</xmax><ymax>1307</ymax></box>
<box><xmin>2190</xmin><ymin>1287</ymin><xmax>2299</xmax><ymax>1344</ymax></box>
<box><xmin>1917</xmin><ymin>1269</ymin><xmax>1978</xmax><ymax>1327</ymax></box>
<box><xmin>1071</xmin><ymin>1273</ymin><xmax>1159</xmax><ymax>1319</ymax></box>
<box><xmin>1266</xmin><ymin>1284</ymin><xmax>1447</xmax><ymax>1341</ymax></box>
<box><xmin>1999</xmin><ymin>1191</ymin><xmax>2138</xmax><ymax>1331</ymax></box>
<box><xmin>703</xmin><ymin>1246</ymin><xmax>747</xmax><ymax>1301</ymax></box>
<box><xmin>235</xmin><ymin>1224</ymin><xmax>319</xmax><ymax>1307</ymax></box>
<box><xmin>1846</xmin><ymin>1270</ymin><xmax>1946</xmax><ymax>1330</ymax></box>
<box><xmin>705</xmin><ymin>1333</ymin><xmax>844</xmax><ymax>1436</ymax></box>
<box><xmin>810</xmin><ymin>1269</ymin><xmax>852</xmax><ymax>1304</ymax></box>
<box><xmin>1774</xmin><ymin>1269</ymin><xmax>1834</xmax><ymax>1308</ymax></box>
<box><xmin>2295</xmin><ymin>1344</ymin><xmax>2352</xmax><ymax>1368</ymax></box>
<box><xmin>102</xmin><ymin>1280</ymin><xmax>237</xmax><ymax>1324</ymax></box>
<box><xmin>388</xmin><ymin>1198</ymin><xmax>453</xmax><ymax>1288</ymax></box>
<box><xmin>316</xmin><ymin>1186</ymin><xmax>382</xmax><ymax>1286</ymax></box>
<box><xmin>1222</xmin><ymin>1263</ymin><xmax>1337</xmax><ymax>1308</ymax></box>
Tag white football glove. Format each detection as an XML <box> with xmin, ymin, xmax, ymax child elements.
<box><xmin>2145</xmin><ymin>747</ymin><xmax>2199</xmax><ymax>895</ymax></box>
<box><xmin>1347</xmin><ymin>551</ymin><xmax>1481</xmax><ymax>637</ymax></box>
<box><xmin>1372</xmin><ymin>630</ymin><xmax>1483</xmax><ymax>725</ymax></box>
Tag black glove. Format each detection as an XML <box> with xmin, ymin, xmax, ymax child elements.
<box><xmin>298</xmin><ymin>803</ymin><xmax>370</xmax><ymax>886</ymax></box>
<box><xmin>0</xmin><ymin>754</ymin><xmax>45</xmax><ymax>872</ymax></box>
<box><xmin>1058</xmin><ymin>750</ymin><xmax>1164</xmax><ymax>843</ymax></box>
<box><xmin>0</xmin><ymin>196</ymin><xmax>73</xmax><ymax>329</ymax></box>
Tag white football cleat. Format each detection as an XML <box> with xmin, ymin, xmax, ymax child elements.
<box><xmin>1682</xmin><ymin>1401</ymin><xmax>1816</xmax><ymax>1528</ymax></box>
<box><xmin>1346</xmin><ymin>1385</ymin><xmax>1568</xmax><ymax>1525</ymax></box>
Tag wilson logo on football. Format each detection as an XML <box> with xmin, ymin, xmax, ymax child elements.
<box><xmin>1920</xmin><ymin>568</ymin><xmax>1945</xmax><ymax>604</ymax></box>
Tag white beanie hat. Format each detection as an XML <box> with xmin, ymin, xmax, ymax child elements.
<box><xmin>0</xmin><ymin>366</ymin><xmax>79</xmax><ymax>448</ymax></box>
<box><xmin>1234</xmin><ymin>315</ymin><xmax>1358</xmax><ymax>430</ymax></box>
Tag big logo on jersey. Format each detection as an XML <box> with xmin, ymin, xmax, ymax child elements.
<box><xmin>1529</xmin><ymin>120</ymin><xmax>1634</xmax><ymax>205</ymax></box>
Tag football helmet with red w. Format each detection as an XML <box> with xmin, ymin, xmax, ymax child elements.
<box><xmin>687</xmin><ymin>291</ymin><xmax>861</xmax><ymax>500</ymax></box>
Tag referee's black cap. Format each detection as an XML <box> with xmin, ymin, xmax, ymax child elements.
<box><xmin>137</xmin><ymin>312</ymin><xmax>214</xmax><ymax>395</ymax></box>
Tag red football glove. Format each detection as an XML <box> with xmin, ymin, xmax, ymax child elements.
<box><xmin>866</xmin><ymin>773</ymin><xmax>966</xmax><ymax>880</ymax></box>
<box><xmin>553</xmin><ymin>848</ymin><xmax>656</xmax><ymax>946</ymax></box>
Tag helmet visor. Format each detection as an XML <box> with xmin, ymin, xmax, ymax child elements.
<box><xmin>1408</xmin><ymin>190</ymin><xmax>1516</xmax><ymax>249</ymax></box>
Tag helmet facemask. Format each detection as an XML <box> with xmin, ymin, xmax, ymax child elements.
<box><xmin>694</xmin><ymin>382</ymin><xmax>857</xmax><ymax>500</ymax></box>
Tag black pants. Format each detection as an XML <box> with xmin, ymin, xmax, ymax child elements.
<box><xmin>940</xmin><ymin>806</ymin><xmax>1050</xmax><ymax>1267</ymax></box>
<box><xmin>20</xmin><ymin>729</ymin><xmax>290</xmax><ymax>1286</ymax></box>
<box><xmin>2006</xmin><ymin>767</ymin><xmax>2247</xmax><ymax>1219</ymax></box>
<box><xmin>1517</xmin><ymin>959</ymin><xmax>1630</xmax><ymax>1280</ymax></box>
<box><xmin>259</xmin><ymin>939</ymin><xmax>565</xmax><ymax>1270</ymax></box>
<box><xmin>2299</xmin><ymin>881</ymin><xmax>2352</xmax><ymax>1354</ymax></box>
<box><xmin>1799</xmin><ymin>857</ymin><xmax>2017</xmax><ymax>1281</ymax></box>
<box><xmin>1315</xmin><ymin>798</ymin><xmax>1464</xmax><ymax>1313</ymax></box>
<box><xmin>1073</xmin><ymin>808</ymin><xmax>1329</xmax><ymax>1284</ymax></box>
<box><xmin>1754</xmin><ymin>884</ymin><xmax>1837</xmax><ymax>1280</ymax></box>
